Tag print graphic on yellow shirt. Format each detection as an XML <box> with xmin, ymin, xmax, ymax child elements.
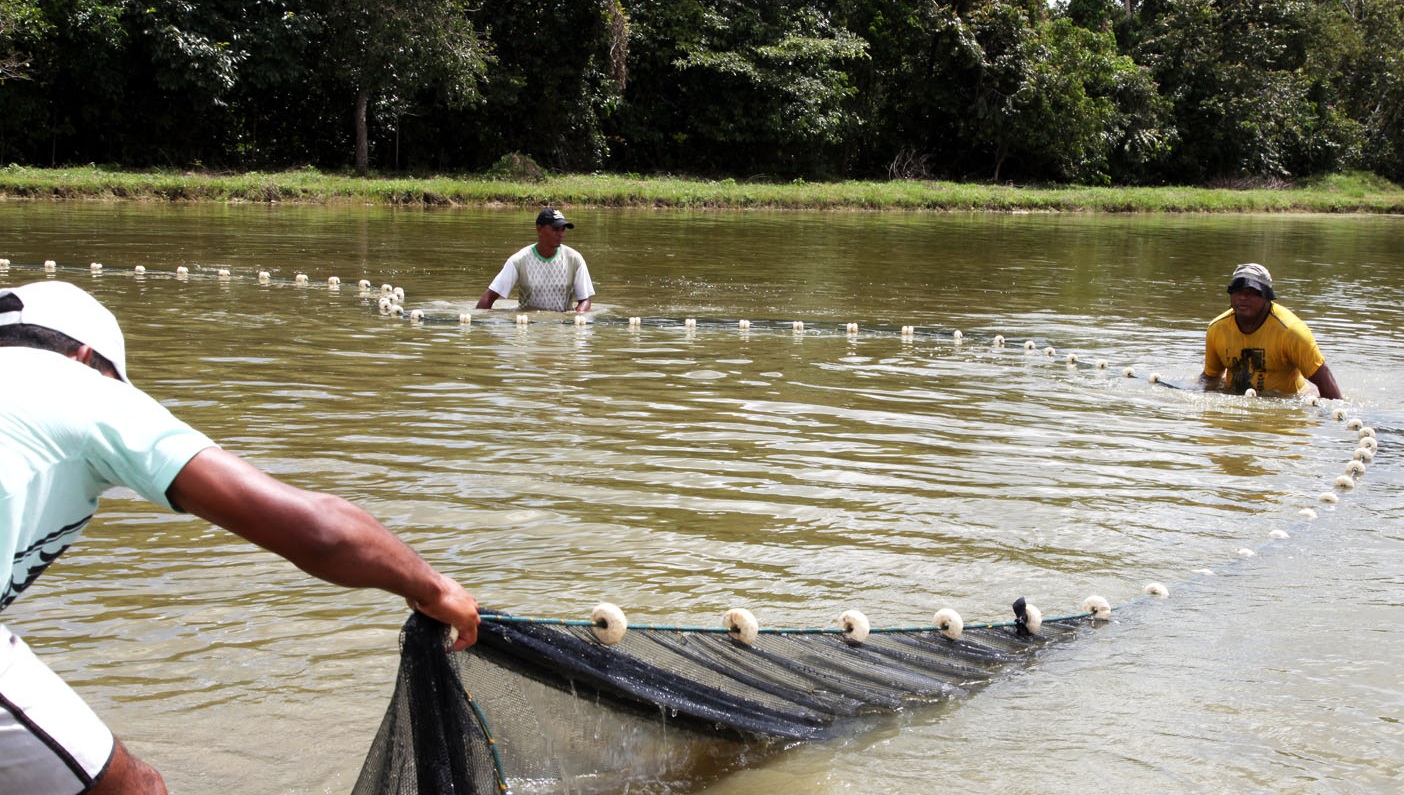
<box><xmin>1203</xmin><ymin>303</ymin><xmax>1325</xmax><ymax>395</ymax></box>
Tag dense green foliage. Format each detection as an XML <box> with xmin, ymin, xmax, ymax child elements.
<box><xmin>1</xmin><ymin>0</ymin><xmax>1401</xmax><ymax>185</ymax></box>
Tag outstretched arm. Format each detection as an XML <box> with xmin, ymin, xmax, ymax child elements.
<box><xmin>166</xmin><ymin>447</ymin><xmax>480</xmax><ymax>648</ymax></box>
<box><xmin>1308</xmin><ymin>363</ymin><xmax>1343</xmax><ymax>400</ymax></box>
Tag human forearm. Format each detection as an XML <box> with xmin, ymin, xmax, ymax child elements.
<box><xmin>1308</xmin><ymin>363</ymin><xmax>1343</xmax><ymax>400</ymax></box>
<box><xmin>168</xmin><ymin>448</ymin><xmax>480</xmax><ymax>645</ymax></box>
<box><xmin>475</xmin><ymin>289</ymin><xmax>500</xmax><ymax>309</ymax></box>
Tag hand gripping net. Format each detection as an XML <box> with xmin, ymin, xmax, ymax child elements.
<box><xmin>354</xmin><ymin>600</ymin><xmax>1088</xmax><ymax>795</ymax></box>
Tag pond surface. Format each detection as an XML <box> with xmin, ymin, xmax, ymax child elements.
<box><xmin>2</xmin><ymin>202</ymin><xmax>1402</xmax><ymax>793</ymax></box>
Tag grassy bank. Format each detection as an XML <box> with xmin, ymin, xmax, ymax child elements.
<box><xmin>1</xmin><ymin>165</ymin><xmax>1402</xmax><ymax>213</ymax></box>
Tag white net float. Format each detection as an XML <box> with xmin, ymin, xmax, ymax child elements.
<box><xmin>1269</xmin><ymin>528</ymin><xmax>1290</xmax><ymax>539</ymax></box>
<box><xmin>358</xmin><ymin>279</ymin><xmax>372</xmax><ymax>289</ymax></box>
<box><xmin>1236</xmin><ymin>547</ymin><xmax>1255</xmax><ymax>557</ymax></box>
<box><xmin>591</xmin><ymin>602</ymin><xmax>628</xmax><ymax>645</ymax></box>
<box><xmin>723</xmin><ymin>608</ymin><xmax>759</xmax><ymax>646</ymax></box>
<box><xmin>932</xmin><ymin>607</ymin><xmax>963</xmax><ymax>640</ymax></box>
<box><xmin>1144</xmin><ymin>582</ymin><xmax>1169</xmax><ymax>597</ymax></box>
<box><xmin>1023</xmin><ymin>340</ymin><xmax>1035</xmax><ymax>350</ymax></box>
<box><xmin>217</xmin><ymin>268</ymin><xmax>231</xmax><ymax>279</ymax></box>
<box><xmin>1331</xmin><ymin>407</ymin><xmax>1349</xmax><ymax>421</ymax></box>
<box><xmin>295</xmin><ymin>273</ymin><xmax>308</xmax><ymax>284</ymax></box>
<box><xmin>516</xmin><ymin>314</ymin><xmax>530</xmax><ymax>325</ymax></box>
<box><xmin>1346</xmin><ymin>460</ymin><xmax>1366</xmax><ymax>477</ymax></box>
<box><xmin>684</xmin><ymin>318</ymin><xmax>696</xmax><ymax>328</ymax></box>
<box><xmin>458</xmin><ymin>313</ymin><xmax>472</xmax><ymax>324</ymax></box>
<box><xmin>1065</xmin><ymin>353</ymin><xmax>1077</xmax><ymax>364</ymax></box>
<box><xmin>1123</xmin><ymin>366</ymin><xmax>1135</xmax><ymax>378</ymax></box>
<box><xmin>574</xmin><ymin>314</ymin><xmax>587</xmax><ymax>326</ymax></box>
<box><xmin>1346</xmin><ymin>418</ymin><xmax>1364</xmax><ymax>430</ymax></box>
<box><xmin>1334</xmin><ymin>475</ymin><xmax>1356</xmax><ymax>490</ymax></box>
<box><xmin>44</xmin><ymin>260</ymin><xmax>57</xmax><ymax>271</ymax></box>
<box><xmin>1299</xmin><ymin>507</ymin><xmax>1318</xmax><ymax>519</ymax></box>
<box><xmin>328</xmin><ymin>276</ymin><xmax>341</xmax><ymax>287</ymax></box>
<box><xmin>993</xmin><ymin>334</ymin><xmax>1005</xmax><ymax>347</ymax></box>
<box><xmin>176</xmin><ymin>265</ymin><xmax>189</xmax><ymax>275</ymax></box>
<box><xmin>1096</xmin><ymin>359</ymin><xmax>1108</xmax><ymax>369</ymax></box>
<box><xmin>737</xmin><ymin>319</ymin><xmax>750</xmax><ymax>330</ymax></box>
<box><xmin>133</xmin><ymin>264</ymin><xmax>145</xmax><ymax>274</ymax></box>
<box><xmin>845</xmin><ymin>322</ymin><xmax>859</xmax><ymax>334</ymax></box>
<box><xmin>1043</xmin><ymin>346</ymin><xmax>1056</xmax><ymax>357</ymax></box>
<box><xmin>258</xmin><ymin>271</ymin><xmax>271</xmax><ymax>283</ymax></box>
<box><xmin>1244</xmin><ymin>388</ymin><xmax>1257</xmax><ymax>398</ymax></box>
<box><xmin>792</xmin><ymin>320</ymin><xmax>804</xmax><ymax>332</ymax></box>
<box><xmin>1319</xmin><ymin>491</ymin><xmax>1339</xmax><ymax>504</ymax></box>
<box><xmin>1083</xmin><ymin>595</ymin><xmax>1112</xmax><ymax>621</ymax></box>
<box><xmin>1359</xmin><ymin>427</ymin><xmax>1376</xmax><ymax>440</ymax></box>
<box><xmin>838</xmin><ymin>609</ymin><xmax>869</xmax><ymax>645</ymax></box>
<box><xmin>409</xmin><ymin>309</ymin><xmax>424</xmax><ymax>322</ymax></box>
<box><xmin>952</xmin><ymin>329</ymin><xmax>963</xmax><ymax>342</ymax></box>
<box><xmin>90</xmin><ymin>262</ymin><xmax>102</xmax><ymax>272</ymax></box>
<box><xmin>1148</xmin><ymin>372</ymin><xmax>1161</xmax><ymax>383</ymax></box>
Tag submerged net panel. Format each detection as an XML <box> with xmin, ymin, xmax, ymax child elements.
<box><xmin>354</xmin><ymin>607</ymin><xmax>1089</xmax><ymax>795</ymax></box>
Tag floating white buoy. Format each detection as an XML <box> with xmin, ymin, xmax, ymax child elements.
<box><xmin>723</xmin><ymin>608</ymin><xmax>759</xmax><ymax>646</ymax></box>
<box><xmin>258</xmin><ymin>271</ymin><xmax>271</xmax><ymax>283</ymax></box>
<box><xmin>378</xmin><ymin>296</ymin><xmax>392</xmax><ymax>314</ymax></box>
<box><xmin>44</xmin><ymin>260</ymin><xmax>57</xmax><ymax>271</ymax></box>
<box><xmin>839</xmin><ymin>609</ymin><xmax>870</xmax><ymax>645</ymax></box>
<box><xmin>0</xmin><ymin>258</ymin><xmax>8</xmax><ymax>268</ymax></box>
<box><xmin>1096</xmin><ymin>359</ymin><xmax>1108</xmax><ymax>369</ymax></box>
<box><xmin>295</xmin><ymin>273</ymin><xmax>309</xmax><ymax>285</ymax></box>
<box><xmin>328</xmin><ymin>276</ymin><xmax>341</xmax><ymax>287</ymax></box>
<box><xmin>1144</xmin><ymin>582</ymin><xmax>1169</xmax><ymax>598</ymax></box>
<box><xmin>1066</xmin><ymin>353</ymin><xmax>1078</xmax><ymax>364</ymax></box>
<box><xmin>952</xmin><ymin>329</ymin><xmax>963</xmax><ymax>343</ymax></box>
<box><xmin>1148</xmin><ymin>373</ymin><xmax>1162</xmax><ymax>384</ymax></box>
<box><xmin>133</xmin><ymin>264</ymin><xmax>145</xmax><ymax>274</ymax></box>
<box><xmin>1354</xmin><ymin>447</ymin><xmax>1374</xmax><ymax>463</ymax></box>
<box><xmin>1082</xmin><ymin>596</ymin><xmax>1112</xmax><ymax>620</ymax></box>
<box><xmin>381</xmin><ymin>284</ymin><xmax>393</xmax><ymax>295</ymax></box>
<box><xmin>737</xmin><ymin>319</ymin><xmax>750</xmax><ymax>330</ymax></box>
<box><xmin>393</xmin><ymin>286</ymin><xmax>405</xmax><ymax>303</ymax></box>
<box><xmin>1359</xmin><ymin>427</ymin><xmax>1376</xmax><ymax>440</ymax></box>
<box><xmin>409</xmin><ymin>309</ymin><xmax>423</xmax><ymax>322</ymax></box>
<box><xmin>516</xmin><ymin>314</ymin><xmax>530</xmax><ymax>326</ymax></box>
<box><xmin>1024</xmin><ymin>340</ymin><xmax>1036</xmax><ymax>351</ymax></box>
<box><xmin>1359</xmin><ymin>436</ymin><xmax>1378</xmax><ymax>452</ymax></box>
<box><xmin>89</xmin><ymin>262</ymin><xmax>102</xmax><ymax>272</ymax></box>
<box><xmin>176</xmin><ymin>266</ymin><xmax>189</xmax><ymax>276</ymax></box>
<box><xmin>792</xmin><ymin>320</ymin><xmax>804</xmax><ymax>332</ymax></box>
<box><xmin>1269</xmin><ymin>528</ymin><xmax>1290</xmax><ymax>539</ymax></box>
<box><xmin>1043</xmin><ymin>346</ymin><xmax>1056</xmax><ymax>357</ymax></box>
<box><xmin>1346</xmin><ymin>418</ymin><xmax>1364</xmax><ymax>431</ymax></box>
<box><xmin>458</xmin><ymin>313</ymin><xmax>472</xmax><ymax>324</ymax></box>
<box><xmin>358</xmin><ymin>279</ymin><xmax>372</xmax><ymax>290</ymax></box>
<box><xmin>993</xmin><ymin>334</ymin><xmax>1005</xmax><ymax>347</ymax></box>
<box><xmin>1332</xmin><ymin>407</ymin><xmax>1348</xmax><ymax>421</ymax></box>
<box><xmin>1334</xmin><ymin>475</ymin><xmax>1356</xmax><ymax>490</ymax></box>
<box><xmin>1244</xmin><ymin>388</ymin><xmax>1257</xmax><ymax>398</ymax></box>
<box><xmin>1237</xmin><ymin>547</ymin><xmax>1255</xmax><ymax>557</ymax></box>
<box><xmin>901</xmin><ymin>325</ymin><xmax>915</xmax><ymax>338</ymax></box>
<box><xmin>1346</xmin><ymin>460</ymin><xmax>1367</xmax><ymax>477</ymax></box>
<box><xmin>591</xmin><ymin>602</ymin><xmax>628</xmax><ymax>646</ymax></box>
<box><xmin>932</xmin><ymin>607</ymin><xmax>963</xmax><ymax>640</ymax></box>
<box><xmin>574</xmin><ymin>313</ymin><xmax>587</xmax><ymax>326</ymax></box>
<box><xmin>1123</xmin><ymin>366</ymin><xmax>1136</xmax><ymax>378</ymax></box>
<box><xmin>684</xmin><ymin>317</ymin><xmax>696</xmax><ymax>328</ymax></box>
<box><xmin>1308</xmin><ymin>396</ymin><xmax>1322</xmax><ymax>407</ymax></box>
<box><xmin>389</xmin><ymin>303</ymin><xmax>404</xmax><ymax>316</ymax></box>
<box><xmin>217</xmin><ymin>268</ymin><xmax>231</xmax><ymax>279</ymax></box>
<box><xmin>628</xmin><ymin>316</ymin><xmax>641</xmax><ymax>328</ymax></box>
<box><xmin>1299</xmin><ymin>507</ymin><xmax>1318</xmax><ymax>519</ymax></box>
<box><xmin>1023</xmin><ymin>603</ymin><xmax>1042</xmax><ymax>634</ymax></box>
<box><xmin>1319</xmin><ymin>491</ymin><xmax>1339</xmax><ymax>504</ymax></box>
<box><xmin>845</xmin><ymin>322</ymin><xmax>859</xmax><ymax>335</ymax></box>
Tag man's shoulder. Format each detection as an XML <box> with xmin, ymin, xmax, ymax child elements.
<box><xmin>1206</xmin><ymin>308</ymin><xmax>1234</xmax><ymax>329</ymax></box>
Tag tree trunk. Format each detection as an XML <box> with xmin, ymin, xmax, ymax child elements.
<box><xmin>355</xmin><ymin>87</ymin><xmax>370</xmax><ymax>175</ymax></box>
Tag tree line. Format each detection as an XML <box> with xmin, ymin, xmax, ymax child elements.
<box><xmin>1</xmin><ymin>0</ymin><xmax>1401</xmax><ymax>186</ymax></box>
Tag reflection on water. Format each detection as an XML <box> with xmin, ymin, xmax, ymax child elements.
<box><xmin>1</xmin><ymin>205</ymin><xmax>1402</xmax><ymax>793</ymax></box>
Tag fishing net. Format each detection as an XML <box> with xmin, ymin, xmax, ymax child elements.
<box><xmin>353</xmin><ymin>598</ymin><xmax>1095</xmax><ymax>795</ymax></box>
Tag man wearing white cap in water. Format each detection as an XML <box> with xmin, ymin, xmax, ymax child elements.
<box><xmin>0</xmin><ymin>280</ymin><xmax>481</xmax><ymax>794</ymax></box>
<box><xmin>1201</xmin><ymin>263</ymin><xmax>1342</xmax><ymax>399</ymax></box>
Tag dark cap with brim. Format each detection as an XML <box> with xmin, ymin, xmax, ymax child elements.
<box><xmin>535</xmin><ymin>207</ymin><xmax>574</xmax><ymax>229</ymax></box>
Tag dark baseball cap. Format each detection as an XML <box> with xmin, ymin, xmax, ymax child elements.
<box><xmin>1226</xmin><ymin>263</ymin><xmax>1275</xmax><ymax>300</ymax></box>
<box><xmin>535</xmin><ymin>208</ymin><xmax>574</xmax><ymax>229</ymax></box>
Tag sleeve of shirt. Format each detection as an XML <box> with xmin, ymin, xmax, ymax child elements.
<box><xmin>1203</xmin><ymin>325</ymin><xmax>1225</xmax><ymax>377</ymax></box>
<box><xmin>574</xmin><ymin>260</ymin><xmax>595</xmax><ymax>300</ymax></box>
<box><xmin>84</xmin><ymin>381</ymin><xmax>218</xmax><ymax>512</ymax></box>
<box><xmin>1286</xmin><ymin>324</ymin><xmax>1326</xmax><ymax>379</ymax></box>
<box><xmin>486</xmin><ymin>260</ymin><xmax>517</xmax><ymax>298</ymax></box>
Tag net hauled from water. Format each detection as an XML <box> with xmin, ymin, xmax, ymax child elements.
<box><xmin>354</xmin><ymin>599</ymin><xmax>1096</xmax><ymax>795</ymax></box>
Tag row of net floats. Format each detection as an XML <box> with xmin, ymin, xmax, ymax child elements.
<box><xmin>7</xmin><ymin>259</ymin><xmax>1382</xmax><ymax>640</ymax></box>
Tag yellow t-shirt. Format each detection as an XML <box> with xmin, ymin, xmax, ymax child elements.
<box><xmin>1203</xmin><ymin>303</ymin><xmax>1325</xmax><ymax>395</ymax></box>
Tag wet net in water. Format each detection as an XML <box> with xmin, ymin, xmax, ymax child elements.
<box><xmin>354</xmin><ymin>599</ymin><xmax>1094</xmax><ymax>795</ymax></box>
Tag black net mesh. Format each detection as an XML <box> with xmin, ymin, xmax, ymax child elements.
<box><xmin>355</xmin><ymin>606</ymin><xmax>1088</xmax><ymax>795</ymax></box>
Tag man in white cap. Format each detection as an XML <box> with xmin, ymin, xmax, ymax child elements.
<box><xmin>1201</xmin><ymin>263</ymin><xmax>1342</xmax><ymax>399</ymax></box>
<box><xmin>0</xmin><ymin>280</ymin><xmax>481</xmax><ymax>794</ymax></box>
<box><xmin>476</xmin><ymin>206</ymin><xmax>595</xmax><ymax>312</ymax></box>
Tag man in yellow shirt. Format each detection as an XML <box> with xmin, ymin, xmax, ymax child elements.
<box><xmin>1201</xmin><ymin>263</ymin><xmax>1342</xmax><ymax>399</ymax></box>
